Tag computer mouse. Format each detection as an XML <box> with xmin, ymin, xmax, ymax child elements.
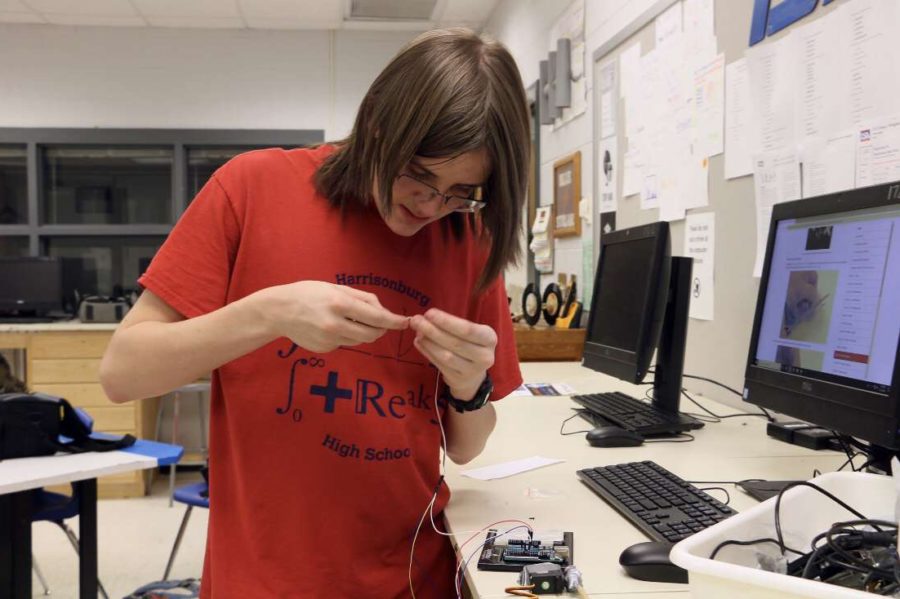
<box><xmin>618</xmin><ymin>541</ymin><xmax>688</xmax><ymax>584</ymax></box>
<box><xmin>585</xmin><ymin>426</ymin><xmax>644</xmax><ymax>447</ymax></box>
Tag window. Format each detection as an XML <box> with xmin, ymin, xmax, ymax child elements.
<box><xmin>0</xmin><ymin>128</ymin><xmax>323</xmax><ymax>309</ymax></box>
<box><xmin>44</xmin><ymin>236</ymin><xmax>165</xmax><ymax>297</ymax></box>
<box><xmin>42</xmin><ymin>146</ymin><xmax>172</xmax><ymax>225</ymax></box>
<box><xmin>0</xmin><ymin>146</ymin><xmax>27</xmax><ymax>225</ymax></box>
<box><xmin>0</xmin><ymin>237</ymin><xmax>28</xmax><ymax>257</ymax></box>
<box><xmin>187</xmin><ymin>147</ymin><xmax>262</xmax><ymax>200</ymax></box>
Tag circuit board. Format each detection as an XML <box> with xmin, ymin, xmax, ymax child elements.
<box><xmin>476</xmin><ymin>529</ymin><xmax>574</xmax><ymax>572</ymax></box>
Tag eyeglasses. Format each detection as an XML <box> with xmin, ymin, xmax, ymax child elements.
<box><xmin>396</xmin><ymin>173</ymin><xmax>486</xmax><ymax>213</ymax></box>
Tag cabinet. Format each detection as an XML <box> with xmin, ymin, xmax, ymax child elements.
<box><xmin>0</xmin><ymin>325</ymin><xmax>158</xmax><ymax>498</ymax></box>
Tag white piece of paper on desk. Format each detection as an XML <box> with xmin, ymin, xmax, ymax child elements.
<box><xmin>461</xmin><ymin>456</ymin><xmax>565</xmax><ymax>481</ymax></box>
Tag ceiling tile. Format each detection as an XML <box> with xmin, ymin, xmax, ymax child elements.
<box><xmin>237</xmin><ymin>0</ymin><xmax>342</xmax><ymax>21</ymax></box>
<box><xmin>0</xmin><ymin>0</ymin><xmax>32</xmax><ymax>11</ymax></box>
<box><xmin>26</xmin><ymin>0</ymin><xmax>139</xmax><ymax>17</ymax></box>
<box><xmin>43</xmin><ymin>13</ymin><xmax>146</xmax><ymax>26</ymax></box>
<box><xmin>132</xmin><ymin>0</ymin><xmax>241</xmax><ymax>18</ymax></box>
<box><xmin>350</xmin><ymin>0</ymin><xmax>436</xmax><ymax>20</ymax></box>
<box><xmin>0</xmin><ymin>10</ymin><xmax>43</xmax><ymax>22</ymax></box>
<box><xmin>144</xmin><ymin>15</ymin><xmax>245</xmax><ymax>28</ymax></box>
<box><xmin>438</xmin><ymin>0</ymin><xmax>499</xmax><ymax>23</ymax></box>
<box><xmin>242</xmin><ymin>16</ymin><xmax>337</xmax><ymax>30</ymax></box>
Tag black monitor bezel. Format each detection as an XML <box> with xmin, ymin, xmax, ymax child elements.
<box><xmin>0</xmin><ymin>256</ymin><xmax>64</xmax><ymax>315</ymax></box>
<box><xmin>583</xmin><ymin>221</ymin><xmax>671</xmax><ymax>384</ymax></box>
<box><xmin>744</xmin><ymin>182</ymin><xmax>900</xmax><ymax>449</ymax></box>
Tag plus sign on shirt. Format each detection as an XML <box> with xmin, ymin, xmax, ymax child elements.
<box><xmin>139</xmin><ymin>145</ymin><xmax>522</xmax><ymax>598</ymax></box>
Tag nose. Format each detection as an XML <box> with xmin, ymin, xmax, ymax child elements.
<box><xmin>411</xmin><ymin>190</ymin><xmax>446</xmax><ymax>216</ymax></box>
<box><xmin>413</xmin><ymin>195</ymin><xmax>445</xmax><ymax>218</ymax></box>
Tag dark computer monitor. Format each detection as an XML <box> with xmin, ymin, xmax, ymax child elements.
<box><xmin>0</xmin><ymin>257</ymin><xmax>64</xmax><ymax>317</ymax></box>
<box><xmin>583</xmin><ymin>221</ymin><xmax>693</xmax><ymax>415</ymax></box>
<box><xmin>744</xmin><ymin>182</ymin><xmax>900</xmax><ymax>465</ymax></box>
<box><xmin>59</xmin><ymin>256</ymin><xmax>100</xmax><ymax>314</ymax></box>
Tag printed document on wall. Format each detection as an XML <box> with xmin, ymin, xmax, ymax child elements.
<box><xmin>623</xmin><ymin>146</ymin><xmax>643</xmax><ymax>197</ymax></box>
<box><xmin>694</xmin><ymin>53</ymin><xmax>725</xmax><ymax>158</ymax></box>
<box><xmin>746</xmin><ymin>34</ymin><xmax>797</xmax><ymax>155</ymax></box>
<box><xmin>685</xmin><ymin>212</ymin><xmax>715</xmax><ymax>321</ymax></box>
<box><xmin>598</xmin><ymin>136</ymin><xmax>619</xmax><ymax>213</ymax></box>
<box><xmin>752</xmin><ymin>151</ymin><xmax>801</xmax><ymax>276</ymax></box>
<box><xmin>800</xmin><ymin>132</ymin><xmax>856</xmax><ymax>198</ymax></box>
<box><xmin>619</xmin><ymin>42</ymin><xmax>642</xmax><ymax>102</ymax></box>
<box><xmin>794</xmin><ymin>10</ymin><xmax>849</xmax><ymax>141</ymax></box>
<box><xmin>725</xmin><ymin>58</ymin><xmax>753</xmax><ymax>178</ymax></box>
<box><xmin>683</xmin><ymin>0</ymin><xmax>716</xmax><ymax>60</ymax></box>
<box><xmin>840</xmin><ymin>0</ymin><xmax>900</xmax><ymax>127</ymax></box>
<box><xmin>856</xmin><ymin>117</ymin><xmax>900</xmax><ymax>188</ymax></box>
<box><xmin>598</xmin><ymin>60</ymin><xmax>617</xmax><ymax>139</ymax></box>
<box><xmin>655</xmin><ymin>2</ymin><xmax>682</xmax><ymax>49</ymax></box>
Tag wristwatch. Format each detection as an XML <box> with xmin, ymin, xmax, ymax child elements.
<box><xmin>447</xmin><ymin>375</ymin><xmax>493</xmax><ymax>413</ymax></box>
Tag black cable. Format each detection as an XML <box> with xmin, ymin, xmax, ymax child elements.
<box><xmin>773</xmin><ymin>482</ymin><xmax>872</xmax><ymax>556</ymax></box>
<box><xmin>680</xmin><ymin>389</ymin><xmax>722</xmax><ymax>421</ymax></box>
<box><xmin>709</xmin><ymin>537</ymin><xmax>804</xmax><ymax>560</ymax></box>
<box><xmin>685</xmin><ymin>479</ymin><xmax>765</xmax><ymax>486</ymax></box>
<box><xmin>644</xmin><ymin>433</ymin><xmax>695</xmax><ymax>443</ymax></box>
<box><xmin>559</xmin><ymin>411</ymin><xmax>593</xmax><ymax>436</ymax></box>
<box><xmin>681</xmin><ymin>389</ymin><xmax>770</xmax><ymax>420</ymax></box>
<box><xmin>680</xmin><ymin>373</ymin><xmax>744</xmax><ymax>397</ymax></box>
<box><xmin>832</xmin><ymin>435</ymin><xmax>859</xmax><ymax>472</ymax></box>
<box><xmin>641</xmin><ymin>387</ymin><xmax>718</xmax><ymax>423</ymax></box>
<box><xmin>674</xmin><ymin>371</ymin><xmax>774</xmax><ymax>421</ymax></box>
<box><xmin>836</xmin><ymin>453</ymin><xmax>859</xmax><ymax>472</ymax></box>
<box><xmin>699</xmin><ymin>486</ymin><xmax>731</xmax><ymax>505</ymax></box>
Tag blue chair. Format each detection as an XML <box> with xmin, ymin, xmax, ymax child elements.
<box><xmin>163</xmin><ymin>481</ymin><xmax>209</xmax><ymax>581</ymax></box>
<box><xmin>31</xmin><ymin>486</ymin><xmax>110</xmax><ymax>599</ymax></box>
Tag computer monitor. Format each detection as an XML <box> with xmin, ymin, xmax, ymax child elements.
<box><xmin>744</xmin><ymin>182</ymin><xmax>900</xmax><ymax>465</ymax></box>
<box><xmin>583</xmin><ymin>221</ymin><xmax>694</xmax><ymax>417</ymax></box>
<box><xmin>59</xmin><ymin>256</ymin><xmax>99</xmax><ymax>314</ymax></box>
<box><xmin>0</xmin><ymin>257</ymin><xmax>64</xmax><ymax>317</ymax></box>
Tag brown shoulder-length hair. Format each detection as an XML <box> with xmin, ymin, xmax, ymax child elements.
<box><xmin>315</xmin><ymin>28</ymin><xmax>530</xmax><ymax>291</ymax></box>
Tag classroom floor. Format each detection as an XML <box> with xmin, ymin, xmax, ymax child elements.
<box><xmin>31</xmin><ymin>470</ymin><xmax>208</xmax><ymax>599</ymax></box>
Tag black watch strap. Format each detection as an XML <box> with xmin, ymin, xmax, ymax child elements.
<box><xmin>447</xmin><ymin>375</ymin><xmax>493</xmax><ymax>413</ymax></box>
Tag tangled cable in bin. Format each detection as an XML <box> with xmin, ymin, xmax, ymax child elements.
<box><xmin>708</xmin><ymin>481</ymin><xmax>900</xmax><ymax>595</ymax></box>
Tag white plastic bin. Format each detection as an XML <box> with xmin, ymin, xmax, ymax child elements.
<box><xmin>670</xmin><ymin>471</ymin><xmax>895</xmax><ymax>599</ymax></box>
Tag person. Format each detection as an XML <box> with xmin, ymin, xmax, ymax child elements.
<box><xmin>99</xmin><ymin>28</ymin><xmax>529</xmax><ymax>598</ymax></box>
<box><xmin>0</xmin><ymin>353</ymin><xmax>28</xmax><ymax>394</ymax></box>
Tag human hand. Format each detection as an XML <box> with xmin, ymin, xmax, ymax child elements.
<box><xmin>409</xmin><ymin>309</ymin><xmax>497</xmax><ymax>401</ymax></box>
<box><xmin>266</xmin><ymin>281</ymin><xmax>409</xmax><ymax>353</ymax></box>
<box><xmin>783</xmin><ymin>270</ymin><xmax>820</xmax><ymax>335</ymax></box>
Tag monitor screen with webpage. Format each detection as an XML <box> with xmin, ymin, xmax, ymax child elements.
<box><xmin>745</xmin><ymin>182</ymin><xmax>900</xmax><ymax>452</ymax></box>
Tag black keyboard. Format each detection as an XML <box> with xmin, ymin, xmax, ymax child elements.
<box><xmin>0</xmin><ymin>316</ymin><xmax>57</xmax><ymax>323</ymax></box>
<box><xmin>577</xmin><ymin>461</ymin><xmax>737</xmax><ymax>544</ymax></box>
<box><xmin>571</xmin><ymin>391</ymin><xmax>704</xmax><ymax>435</ymax></box>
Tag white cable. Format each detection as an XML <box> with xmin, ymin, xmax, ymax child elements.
<box><xmin>408</xmin><ymin>370</ymin><xmax>446</xmax><ymax>599</ymax></box>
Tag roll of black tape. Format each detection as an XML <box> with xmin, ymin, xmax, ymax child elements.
<box><xmin>542</xmin><ymin>283</ymin><xmax>563</xmax><ymax>326</ymax></box>
<box><xmin>521</xmin><ymin>283</ymin><xmax>541</xmax><ymax>326</ymax></box>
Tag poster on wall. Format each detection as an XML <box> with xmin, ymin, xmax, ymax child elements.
<box><xmin>685</xmin><ymin>212</ymin><xmax>715</xmax><ymax>321</ymax></box>
<box><xmin>598</xmin><ymin>136</ymin><xmax>618</xmax><ymax>213</ymax></box>
<box><xmin>598</xmin><ymin>60</ymin><xmax>617</xmax><ymax>139</ymax></box>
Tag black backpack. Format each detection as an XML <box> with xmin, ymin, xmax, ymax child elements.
<box><xmin>0</xmin><ymin>392</ymin><xmax>135</xmax><ymax>460</ymax></box>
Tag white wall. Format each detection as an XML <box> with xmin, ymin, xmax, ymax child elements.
<box><xmin>0</xmin><ymin>23</ymin><xmax>416</xmax><ymax>140</ymax></box>
<box><xmin>485</xmin><ymin>0</ymin><xmax>658</xmax><ymax>296</ymax></box>
<box><xmin>0</xmin><ymin>22</ymin><xmax>415</xmax><ymax>449</ymax></box>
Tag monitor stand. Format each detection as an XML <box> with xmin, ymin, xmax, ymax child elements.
<box><xmin>651</xmin><ymin>256</ymin><xmax>701</xmax><ymax>428</ymax></box>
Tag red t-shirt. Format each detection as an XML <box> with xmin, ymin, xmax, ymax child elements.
<box><xmin>139</xmin><ymin>145</ymin><xmax>522</xmax><ymax>598</ymax></box>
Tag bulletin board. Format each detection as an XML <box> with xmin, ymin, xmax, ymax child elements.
<box><xmin>589</xmin><ymin>0</ymin><xmax>855</xmax><ymax>397</ymax></box>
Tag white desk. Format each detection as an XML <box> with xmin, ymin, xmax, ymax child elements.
<box><xmin>0</xmin><ymin>438</ymin><xmax>182</xmax><ymax>599</ymax></box>
<box><xmin>444</xmin><ymin>362</ymin><xmax>845</xmax><ymax>598</ymax></box>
